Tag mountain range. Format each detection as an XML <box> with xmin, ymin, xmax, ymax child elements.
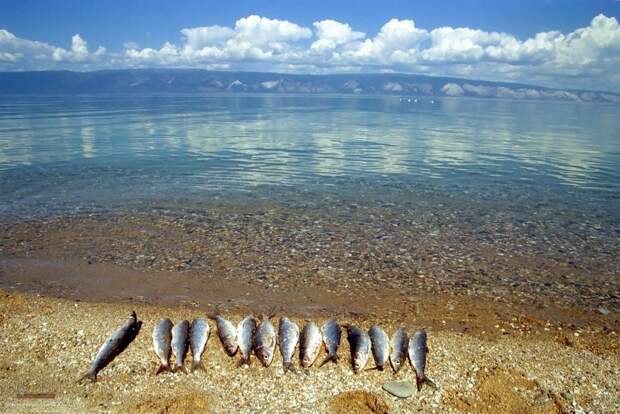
<box><xmin>0</xmin><ymin>69</ymin><xmax>617</xmax><ymax>103</ymax></box>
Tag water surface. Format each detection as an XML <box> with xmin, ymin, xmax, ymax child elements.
<box><xmin>0</xmin><ymin>94</ymin><xmax>618</xmax><ymax>220</ymax></box>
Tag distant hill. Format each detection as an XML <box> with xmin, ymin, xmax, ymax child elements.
<box><xmin>0</xmin><ymin>69</ymin><xmax>617</xmax><ymax>103</ymax></box>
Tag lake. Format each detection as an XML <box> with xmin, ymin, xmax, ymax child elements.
<box><xmin>0</xmin><ymin>94</ymin><xmax>618</xmax><ymax>220</ymax></box>
<box><xmin>1</xmin><ymin>94</ymin><xmax>619</xmax><ymax>311</ymax></box>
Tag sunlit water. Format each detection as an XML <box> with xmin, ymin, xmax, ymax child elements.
<box><xmin>0</xmin><ymin>94</ymin><xmax>619</xmax><ymax>221</ymax></box>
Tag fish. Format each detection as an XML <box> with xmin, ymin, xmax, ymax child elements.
<box><xmin>409</xmin><ymin>329</ymin><xmax>435</xmax><ymax>390</ymax></box>
<box><xmin>278</xmin><ymin>317</ymin><xmax>299</xmax><ymax>372</ymax></box>
<box><xmin>253</xmin><ymin>314</ymin><xmax>277</xmax><ymax>367</ymax></box>
<box><xmin>300</xmin><ymin>321</ymin><xmax>322</xmax><ymax>369</ymax></box>
<box><xmin>319</xmin><ymin>318</ymin><xmax>341</xmax><ymax>367</ymax></box>
<box><xmin>171</xmin><ymin>319</ymin><xmax>190</xmax><ymax>373</ymax></box>
<box><xmin>389</xmin><ymin>327</ymin><xmax>408</xmax><ymax>373</ymax></box>
<box><xmin>208</xmin><ymin>312</ymin><xmax>238</xmax><ymax>357</ymax></box>
<box><xmin>189</xmin><ymin>317</ymin><xmax>210</xmax><ymax>372</ymax></box>
<box><xmin>78</xmin><ymin>311</ymin><xmax>142</xmax><ymax>382</ymax></box>
<box><xmin>152</xmin><ymin>318</ymin><xmax>173</xmax><ymax>375</ymax></box>
<box><xmin>344</xmin><ymin>324</ymin><xmax>371</xmax><ymax>374</ymax></box>
<box><xmin>237</xmin><ymin>315</ymin><xmax>257</xmax><ymax>366</ymax></box>
<box><xmin>368</xmin><ymin>325</ymin><xmax>389</xmax><ymax>370</ymax></box>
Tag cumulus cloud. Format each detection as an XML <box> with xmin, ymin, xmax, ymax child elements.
<box><xmin>0</xmin><ymin>30</ymin><xmax>105</xmax><ymax>69</ymax></box>
<box><xmin>1</xmin><ymin>14</ymin><xmax>620</xmax><ymax>91</ymax></box>
<box><xmin>311</xmin><ymin>20</ymin><xmax>365</xmax><ymax>52</ymax></box>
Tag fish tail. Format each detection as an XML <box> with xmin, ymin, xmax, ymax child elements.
<box><xmin>77</xmin><ymin>369</ymin><xmax>97</xmax><ymax>383</ymax></box>
<box><xmin>206</xmin><ymin>306</ymin><xmax>221</xmax><ymax>320</ymax></box>
<box><xmin>265</xmin><ymin>306</ymin><xmax>278</xmax><ymax>319</ymax></box>
<box><xmin>425</xmin><ymin>376</ymin><xmax>438</xmax><ymax>390</ymax></box>
<box><xmin>155</xmin><ymin>363</ymin><xmax>170</xmax><ymax>375</ymax></box>
<box><xmin>415</xmin><ymin>373</ymin><xmax>436</xmax><ymax>391</ymax></box>
<box><xmin>191</xmin><ymin>360</ymin><xmax>206</xmax><ymax>372</ymax></box>
<box><xmin>283</xmin><ymin>361</ymin><xmax>291</xmax><ymax>373</ymax></box>
<box><xmin>173</xmin><ymin>364</ymin><xmax>188</xmax><ymax>374</ymax></box>
<box><xmin>235</xmin><ymin>357</ymin><xmax>250</xmax><ymax>368</ymax></box>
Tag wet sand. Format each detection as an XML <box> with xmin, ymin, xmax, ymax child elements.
<box><xmin>0</xmin><ymin>200</ymin><xmax>619</xmax><ymax>412</ymax></box>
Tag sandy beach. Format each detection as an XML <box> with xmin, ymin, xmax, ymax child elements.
<box><xmin>0</xmin><ymin>286</ymin><xmax>618</xmax><ymax>413</ymax></box>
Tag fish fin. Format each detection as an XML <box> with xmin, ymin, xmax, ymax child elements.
<box><xmin>77</xmin><ymin>370</ymin><xmax>97</xmax><ymax>383</ymax></box>
<box><xmin>364</xmin><ymin>366</ymin><xmax>381</xmax><ymax>372</ymax></box>
<box><xmin>154</xmin><ymin>364</ymin><xmax>170</xmax><ymax>375</ymax></box>
<box><xmin>425</xmin><ymin>376</ymin><xmax>438</xmax><ymax>390</ymax></box>
<box><xmin>191</xmin><ymin>361</ymin><xmax>206</xmax><ymax>372</ymax></box>
<box><xmin>415</xmin><ymin>373</ymin><xmax>436</xmax><ymax>391</ymax></box>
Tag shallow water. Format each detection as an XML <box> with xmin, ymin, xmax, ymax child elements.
<box><xmin>0</xmin><ymin>94</ymin><xmax>618</xmax><ymax>218</ymax></box>
<box><xmin>0</xmin><ymin>94</ymin><xmax>619</xmax><ymax>311</ymax></box>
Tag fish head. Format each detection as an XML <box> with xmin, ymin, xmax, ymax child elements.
<box><xmin>301</xmin><ymin>356</ymin><xmax>312</xmax><ymax>368</ymax></box>
<box><xmin>352</xmin><ymin>355</ymin><xmax>364</xmax><ymax>373</ymax></box>
<box><xmin>257</xmin><ymin>347</ymin><xmax>274</xmax><ymax>366</ymax></box>
<box><xmin>391</xmin><ymin>357</ymin><xmax>402</xmax><ymax>371</ymax></box>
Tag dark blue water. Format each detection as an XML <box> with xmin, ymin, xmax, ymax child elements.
<box><xmin>0</xmin><ymin>94</ymin><xmax>619</xmax><ymax>219</ymax></box>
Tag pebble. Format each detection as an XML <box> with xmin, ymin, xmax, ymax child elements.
<box><xmin>597</xmin><ymin>307</ymin><xmax>610</xmax><ymax>315</ymax></box>
<box><xmin>382</xmin><ymin>380</ymin><xmax>416</xmax><ymax>398</ymax></box>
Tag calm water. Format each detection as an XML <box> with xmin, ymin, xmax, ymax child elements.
<box><xmin>0</xmin><ymin>94</ymin><xmax>619</xmax><ymax>220</ymax></box>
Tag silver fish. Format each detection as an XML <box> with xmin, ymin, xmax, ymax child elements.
<box><xmin>152</xmin><ymin>318</ymin><xmax>173</xmax><ymax>375</ymax></box>
<box><xmin>79</xmin><ymin>311</ymin><xmax>142</xmax><ymax>382</ymax></box>
<box><xmin>319</xmin><ymin>318</ymin><xmax>341</xmax><ymax>367</ymax></box>
<box><xmin>409</xmin><ymin>329</ymin><xmax>432</xmax><ymax>390</ymax></box>
<box><xmin>208</xmin><ymin>313</ymin><xmax>238</xmax><ymax>357</ymax></box>
<box><xmin>253</xmin><ymin>315</ymin><xmax>277</xmax><ymax>367</ymax></box>
<box><xmin>300</xmin><ymin>321</ymin><xmax>322</xmax><ymax>369</ymax></box>
<box><xmin>344</xmin><ymin>324</ymin><xmax>370</xmax><ymax>373</ymax></box>
<box><xmin>389</xmin><ymin>327</ymin><xmax>408</xmax><ymax>373</ymax></box>
<box><xmin>189</xmin><ymin>317</ymin><xmax>210</xmax><ymax>372</ymax></box>
<box><xmin>171</xmin><ymin>319</ymin><xmax>190</xmax><ymax>373</ymax></box>
<box><xmin>237</xmin><ymin>315</ymin><xmax>257</xmax><ymax>366</ymax></box>
<box><xmin>278</xmin><ymin>317</ymin><xmax>299</xmax><ymax>372</ymax></box>
<box><xmin>368</xmin><ymin>325</ymin><xmax>389</xmax><ymax>370</ymax></box>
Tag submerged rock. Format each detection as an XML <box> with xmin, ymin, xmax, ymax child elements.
<box><xmin>597</xmin><ymin>307</ymin><xmax>610</xmax><ymax>315</ymax></box>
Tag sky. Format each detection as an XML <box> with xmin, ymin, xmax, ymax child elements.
<box><xmin>1</xmin><ymin>0</ymin><xmax>620</xmax><ymax>91</ymax></box>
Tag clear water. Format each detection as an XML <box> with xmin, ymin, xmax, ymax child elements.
<box><xmin>0</xmin><ymin>94</ymin><xmax>619</xmax><ymax>219</ymax></box>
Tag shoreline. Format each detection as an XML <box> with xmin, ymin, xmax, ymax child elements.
<box><xmin>0</xmin><ymin>207</ymin><xmax>618</xmax><ymax>412</ymax></box>
<box><xmin>1</xmin><ymin>207</ymin><xmax>618</xmax><ymax>313</ymax></box>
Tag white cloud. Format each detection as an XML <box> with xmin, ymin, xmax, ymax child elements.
<box><xmin>311</xmin><ymin>20</ymin><xmax>365</xmax><ymax>52</ymax></box>
<box><xmin>234</xmin><ymin>15</ymin><xmax>311</xmax><ymax>44</ymax></box>
<box><xmin>181</xmin><ymin>26</ymin><xmax>235</xmax><ymax>49</ymax></box>
<box><xmin>0</xmin><ymin>30</ymin><xmax>105</xmax><ymax>68</ymax></box>
<box><xmin>1</xmin><ymin>14</ymin><xmax>620</xmax><ymax>91</ymax></box>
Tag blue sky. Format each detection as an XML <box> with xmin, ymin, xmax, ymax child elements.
<box><xmin>1</xmin><ymin>0</ymin><xmax>620</xmax><ymax>91</ymax></box>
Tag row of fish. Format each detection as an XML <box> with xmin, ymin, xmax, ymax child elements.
<box><xmin>151</xmin><ymin>314</ymin><xmax>432</xmax><ymax>383</ymax></box>
<box><xmin>79</xmin><ymin>311</ymin><xmax>432</xmax><ymax>390</ymax></box>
